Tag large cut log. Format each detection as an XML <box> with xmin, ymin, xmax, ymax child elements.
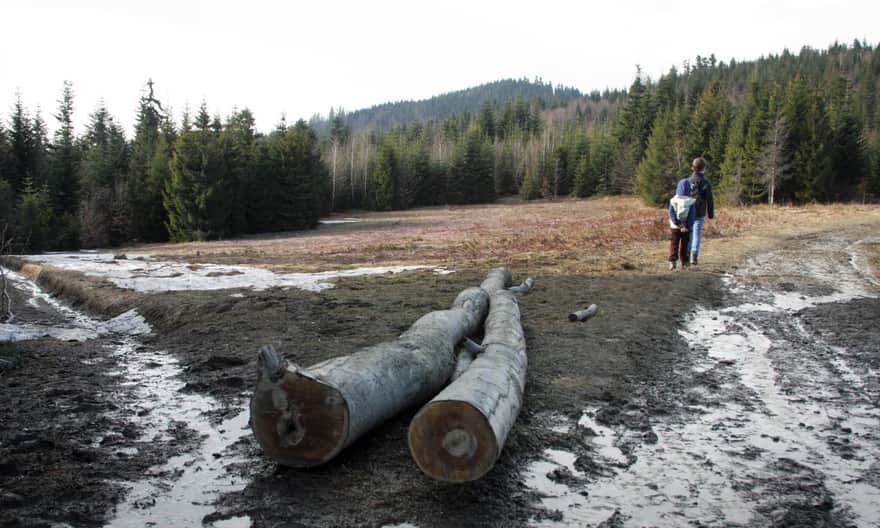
<box><xmin>250</xmin><ymin>270</ymin><xmax>510</xmax><ymax>467</ymax></box>
<box><xmin>408</xmin><ymin>269</ymin><xmax>526</xmax><ymax>482</ymax></box>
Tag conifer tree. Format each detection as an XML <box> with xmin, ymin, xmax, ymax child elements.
<box><xmin>718</xmin><ymin>110</ymin><xmax>748</xmax><ymax>204</ymax></box>
<box><xmin>588</xmin><ymin>125</ymin><xmax>616</xmax><ymax>195</ymax></box>
<box><xmin>220</xmin><ymin>109</ymin><xmax>255</xmax><ymax>235</ymax></box>
<box><xmin>127</xmin><ymin>80</ymin><xmax>166</xmax><ymax>241</ymax></box>
<box><xmin>77</xmin><ymin>103</ymin><xmax>126</xmax><ymax>247</ymax></box>
<box><xmin>368</xmin><ymin>140</ymin><xmax>396</xmax><ymax>211</ymax></box>
<box><xmin>446</xmin><ymin>123</ymin><xmax>495</xmax><ymax>204</ymax></box>
<box><xmin>48</xmin><ymin>81</ymin><xmax>80</xmax><ymax>216</ymax></box>
<box><xmin>8</xmin><ymin>96</ymin><xmax>33</xmax><ymax>192</ymax></box>
<box><xmin>15</xmin><ymin>177</ymin><xmax>52</xmax><ymax>252</ymax></box>
<box><xmin>276</xmin><ymin>120</ymin><xmax>322</xmax><ymax>230</ymax></box>
<box><xmin>635</xmin><ymin>109</ymin><xmax>680</xmax><ymax>206</ymax></box>
<box><xmin>827</xmin><ymin>77</ymin><xmax>868</xmax><ymax>197</ymax></box>
<box><xmin>164</xmin><ymin>123</ymin><xmax>209</xmax><ymax>241</ymax></box>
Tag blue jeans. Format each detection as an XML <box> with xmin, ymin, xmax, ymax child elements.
<box><xmin>690</xmin><ymin>217</ymin><xmax>705</xmax><ymax>257</ymax></box>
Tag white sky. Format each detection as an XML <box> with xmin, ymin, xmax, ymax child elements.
<box><xmin>1</xmin><ymin>0</ymin><xmax>877</xmax><ymax>136</ymax></box>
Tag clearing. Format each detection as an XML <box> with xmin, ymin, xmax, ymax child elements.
<box><xmin>1</xmin><ymin>196</ymin><xmax>879</xmax><ymax>528</ymax></box>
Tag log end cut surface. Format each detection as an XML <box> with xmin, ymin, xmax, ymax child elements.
<box><xmin>408</xmin><ymin>400</ymin><xmax>498</xmax><ymax>482</ymax></box>
<box><xmin>250</xmin><ymin>370</ymin><xmax>349</xmax><ymax>467</ymax></box>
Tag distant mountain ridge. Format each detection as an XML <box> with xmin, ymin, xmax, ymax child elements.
<box><xmin>310</xmin><ymin>77</ymin><xmax>584</xmax><ymax>135</ymax></box>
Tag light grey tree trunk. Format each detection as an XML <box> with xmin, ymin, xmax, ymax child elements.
<box><xmin>408</xmin><ymin>269</ymin><xmax>526</xmax><ymax>482</ymax></box>
<box><xmin>250</xmin><ymin>269</ymin><xmax>510</xmax><ymax>468</ymax></box>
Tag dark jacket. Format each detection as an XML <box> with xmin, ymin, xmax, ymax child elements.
<box><xmin>688</xmin><ymin>172</ymin><xmax>714</xmax><ymax>219</ymax></box>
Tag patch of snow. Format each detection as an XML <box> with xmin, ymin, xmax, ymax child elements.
<box><xmin>525</xmin><ymin>448</ymin><xmax>588</xmax><ymax>527</ymax></box>
<box><xmin>526</xmin><ymin>236</ymin><xmax>880</xmax><ymax>527</ymax></box>
<box><xmin>319</xmin><ymin>218</ymin><xmax>362</xmax><ymax>224</ymax></box>
<box><xmin>99</xmin><ymin>309</ymin><xmax>152</xmax><ymax>336</ymax></box>
<box><xmin>210</xmin><ymin>517</ymin><xmax>253</xmax><ymax>528</ymax></box>
<box><xmin>23</xmin><ymin>252</ymin><xmax>449</xmax><ymax>293</ymax></box>
<box><xmin>0</xmin><ymin>269</ymin><xmax>152</xmax><ymax>342</ymax></box>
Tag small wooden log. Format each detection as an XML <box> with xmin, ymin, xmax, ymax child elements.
<box><xmin>408</xmin><ymin>272</ymin><xmax>525</xmax><ymax>482</ymax></box>
<box><xmin>568</xmin><ymin>304</ymin><xmax>599</xmax><ymax>322</ymax></box>
<box><xmin>250</xmin><ymin>269</ymin><xmax>510</xmax><ymax>467</ymax></box>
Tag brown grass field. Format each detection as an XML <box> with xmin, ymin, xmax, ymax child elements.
<box><xmin>136</xmin><ymin>196</ymin><xmax>880</xmax><ymax>275</ymax></box>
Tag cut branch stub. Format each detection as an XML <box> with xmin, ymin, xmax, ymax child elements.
<box><xmin>508</xmin><ymin>277</ymin><xmax>535</xmax><ymax>295</ymax></box>
<box><xmin>409</xmin><ymin>271</ymin><xmax>525</xmax><ymax>482</ymax></box>
<box><xmin>250</xmin><ymin>269</ymin><xmax>510</xmax><ymax>468</ymax></box>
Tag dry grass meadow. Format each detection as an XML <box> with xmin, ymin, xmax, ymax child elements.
<box><xmin>135</xmin><ymin>196</ymin><xmax>880</xmax><ymax>276</ymax></box>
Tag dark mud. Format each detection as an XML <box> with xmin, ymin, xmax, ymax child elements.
<box><xmin>1</xmin><ymin>224</ymin><xmax>878</xmax><ymax>528</ymax></box>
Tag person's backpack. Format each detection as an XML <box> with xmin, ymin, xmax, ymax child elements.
<box><xmin>676</xmin><ymin>200</ymin><xmax>691</xmax><ymax>223</ymax></box>
<box><xmin>690</xmin><ymin>175</ymin><xmax>705</xmax><ymax>207</ymax></box>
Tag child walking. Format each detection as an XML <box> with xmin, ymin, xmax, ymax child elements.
<box><xmin>668</xmin><ymin>178</ymin><xmax>696</xmax><ymax>270</ymax></box>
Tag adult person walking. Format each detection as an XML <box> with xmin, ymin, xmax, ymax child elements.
<box><xmin>687</xmin><ymin>157</ymin><xmax>714</xmax><ymax>265</ymax></box>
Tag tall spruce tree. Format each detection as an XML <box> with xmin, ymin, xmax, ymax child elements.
<box><xmin>127</xmin><ymin>80</ymin><xmax>166</xmax><ymax>241</ymax></box>
<box><xmin>274</xmin><ymin>120</ymin><xmax>322</xmax><ymax>230</ymax></box>
<box><xmin>48</xmin><ymin>81</ymin><xmax>80</xmax><ymax>216</ymax></box>
<box><xmin>827</xmin><ymin>77</ymin><xmax>868</xmax><ymax>198</ymax></box>
<box><xmin>369</xmin><ymin>140</ymin><xmax>396</xmax><ymax>211</ymax></box>
<box><xmin>446</xmin><ymin>123</ymin><xmax>494</xmax><ymax>204</ymax></box>
<box><xmin>635</xmin><ymin>109</ymin><xmax>680</xmax><ymax>206</ymax></box>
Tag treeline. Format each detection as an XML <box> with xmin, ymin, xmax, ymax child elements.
<box><xmin>2</xmin><ymin>41</ymin><xmax>879</xmax><ymax>252</ymax></box>
<box><xmin>0</xmin><ymin>82</ymin><xmax>324</xmax><ymax>251</ymax></box>
<box><xmin>322</xmin><ymin>41</ymin><xmax>880</xmax><ymax>215</ymax></box>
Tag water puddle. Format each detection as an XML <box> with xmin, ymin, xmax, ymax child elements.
<box><xmin>2</xmin><ymin>268</ymin><xmax>252</xmax><ymax>528</ymax></box>
<box><xmin>104</xmin><ymin>341</ymin><xmax>252</xmax><ymax>528</ymax></box>
<box><xmin>525</xmin><ymin>237</ymin><xmax>880</xmax><ymax>526</ymax></box>
<box><xmin>23</xmin><ymin>252</ymin><xmax>451</xmax><ymax>292</ymax></box>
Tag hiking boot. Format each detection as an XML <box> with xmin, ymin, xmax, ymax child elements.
<box><xmin>690</xmin><ymin>254</ymin><xmax>698</xmax><ymax>266</ymax></box>
<box><xmin>668</xmin><ymin>261</ymin><xmax>676</xmax><ymax>271</ymax></box>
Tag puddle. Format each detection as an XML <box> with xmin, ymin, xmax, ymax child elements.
<box><xmin>2</xmin><ymin>267</ymin><xmax>252</xmax><ymax>528</ymax></box>
<box><xmin>525</xmin><ymin>237</ymin><xmax>880</xmax><ymax>527</ymax></box>
<box><xmin>104</xmin><ymin>342</ymin><xmax>252</xmax><ymax>528</ymax></box>
<box><xmin>23</xmin><ymin>252</ymin><xmax>451</xmax><ymax>292</ymax></box>
<box><xmin>524</xmin><ymin>447</ymin><xmax>588</xmax><ymax>527</ymax></box>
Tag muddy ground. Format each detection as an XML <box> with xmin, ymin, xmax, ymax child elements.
<box><xmin>1</xmin><ymin>221</ymin><xmax>878</xmax><ymax>528</ymax></box>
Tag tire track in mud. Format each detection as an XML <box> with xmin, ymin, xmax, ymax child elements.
<box><xmin>526</xmin><ymin>233</ymin><xmax>880</xmax><ymax>527</ymax></box>
<box><xmin>1</xmin><ymin>269</ymin><xmax>253</xmax><ymax>528</ymax></box>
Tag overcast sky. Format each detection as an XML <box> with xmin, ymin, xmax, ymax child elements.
<box><xmin>1</xmin><ymin>0</ymin><xmax>877</xmax><ymax>135</ymax></box>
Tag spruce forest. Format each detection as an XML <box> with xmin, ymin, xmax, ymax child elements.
<box><xmin>2</xmin><ymin>41</ymin><xmax>879</xmax><ymax>252</ymax></box>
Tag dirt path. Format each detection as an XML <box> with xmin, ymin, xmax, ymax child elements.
<box><xmin>1</xmin><ymin>221</ymin><xmax>878</xmax><ymax>527</ymax></box>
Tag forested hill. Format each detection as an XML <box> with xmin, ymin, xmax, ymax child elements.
<box><xmin>310</xmin><ymin>78</ymin><xmax>587</xmax><ymax>135</ymax></box>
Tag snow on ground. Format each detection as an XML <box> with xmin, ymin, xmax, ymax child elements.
<box><xmin>2</xmin><ymin>267</ymin><xmax>252</xmax><ymax>528</ymax></box>
<box><xmin>319</xmin><ymin>218</ymin><xmax>362</xmax><ymax>224</ymax></box>
<box><xmin>22</xmin><ymin>252</ymin><xmax>451</xmax><ymax>293</ymax></box>
<box><xmin>0</xmin><ymin>269</ymin><xmax>152</xmax><ymax>342</ymax></box>
<box><xmin>525</xmin><ymin>236</ymin><xmax>880</xmax><ymax>527</ymax></box>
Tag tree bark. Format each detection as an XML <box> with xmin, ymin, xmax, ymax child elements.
<box><xmin>408</xmin><ymin>270</ymin><xmax>525</xmax><ymax>482</ymax></box>
<box><xmin>250</xmin><ymin>270</ymin><xmax>509</xmax><ymax>468</ymax></box>
<box><xmin>569</xmin><ymin>304</ymin><xmax>599</xmax><ymax>322</ymax></box>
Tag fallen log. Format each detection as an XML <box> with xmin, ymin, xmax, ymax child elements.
<box><xmin>250</xmin><ymin>270</ymin><xmax>510</xmax><ymax>468</ymax></box>
<box><xmin>568</xmin><ymin>304</ymin><xmax>599</xmax><ymax>322</ymax></box>
<box><xmin>408</xmin><ymin>270</ymin><xmax>525</xmax><ymax>482</ymax></box>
